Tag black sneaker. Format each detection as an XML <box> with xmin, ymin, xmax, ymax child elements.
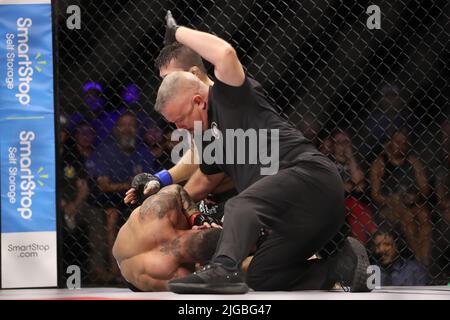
<box><xmin>168</xmin><ymin>263</ymin><xmax>249</xmax><ymax>294</ymax></box>
<box><xmin>331</xmin><ymin>237</ymin><xmax>372</xmax><ymax>292</ymax></box>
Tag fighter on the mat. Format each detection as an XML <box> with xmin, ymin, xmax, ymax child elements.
<box><xmin>113</xmin><ymin>184</ymin><xmax>223</xmax><ymax>291</ymax></box>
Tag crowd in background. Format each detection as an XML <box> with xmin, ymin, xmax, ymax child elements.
<box><xmin>59</xmin><ymin>81</ymin><xmax>449</xmax><ymax>287</ymax></box>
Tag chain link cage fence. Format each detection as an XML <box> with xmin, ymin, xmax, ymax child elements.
<box><xmin>54</xmin><ymin>0</ymin><xmax>449</xmax><ymax>287</ymax></box>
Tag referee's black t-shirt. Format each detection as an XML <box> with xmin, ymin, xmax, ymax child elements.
<box><xmin>198</xmin><ymin>76</ymin><xmax>315</xmax><ymax>193</ymax></box>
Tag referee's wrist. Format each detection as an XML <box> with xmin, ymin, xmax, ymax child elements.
<box><xmin>154</xmin><ymin>169</ymin><xmax>173</xmax><ymax>187</ymax></box>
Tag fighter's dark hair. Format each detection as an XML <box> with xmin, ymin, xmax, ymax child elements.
<box><xmin>155</xmin><ymin>42</ymin><xmax>207</xmax><ymax>74</ymax></box>
<box><xmin>187</xmin><ymin>228</ymin><xmax>221</xmax><ymax>263</ymax></box>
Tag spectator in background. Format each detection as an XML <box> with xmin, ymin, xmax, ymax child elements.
<box><xmin>436</xmin><ymin>120</ymin><xmax>450</xmax><ymax>223</ymax></box>
<box><xmin>332</xmin><ymin>130</ymin><xmax>367</xmax><ymax>196</ymax></box>
<box><xmin>372</xmin><ymin>227</ymin><xmax>429</xmax><ymax>286</ymax></box>
<box><xmin>121</xmin><ymin>84</ymin><xmax>141</xmax><ymax>107</ymax></box>
<box><xmin>319</xmin><ymin>136</ymin><xmax>334</xmax><ymax>157</ymax></box>
<box><xmin>360</xmin><ymin>84</ymin><xmax>412</xmax><ymax>162</ymax></box>
<box><xmin>69</xmin><ymin>82</ymin><xmax>126</xmax><ymax>145</ymax></box>
<box><xmin>143</xmin><ymin>125</ymin><xmax>167</xmax><ymax>170</ymax></box>
<box><xmin>61</xmin><ymin>122</ymin><xmax>94</xmax><ymax>231</ymax></box>
<box><xmin>330</xmin><ymin>130</ymin><xmax>377</xmax><ymax>245</ymax></box>
<box><xmin>59</xmin><ymin>117</ymin><xmax>87</xmax><ymax>282</ymax></box>
<box><xmin>370</xmin><ymin>128</ymin><xmax>432</xmax><ymax>266</ymax></box>
<box><xmin>59</xmin><ymin>114</ymin><xmax>69</xmax><ymax>156</ymax></box>
<box><xmin>297</xmin><ymin>112</ymin><xmax>321</xmax><ymax>147</ymax></box>
<box><xmin>60</xmin><ymin>121</ymin><xmax>110</xmax><ymax>283</ymax></box>
<box><xmin>162</xmin><ymin>126</ymin><xmax>180</xmax><ymax>155</ymax></box>
<box><xmin>142</xmin><ymin>123</ymin><xmax>181</xmax><ymax>171</ymax></box>
<box><xmin>431</xmin><ymin>119</ymin><xmax>450</xmax><ymax>282</ymax></box>
<box><xmin>144</xmin><ymin>126</ymin><xmax>164</xmax><ymax>156</ymax></box>
<box><xmin>86</xmin><ymin>112</ymin><xmax>157</xmax><ymax>278</ymax></box>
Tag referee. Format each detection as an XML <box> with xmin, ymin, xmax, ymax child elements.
<box><xmin>153</xmin><ymin>11</ymin><xmax>371</xmax><ymax>294</ymax></box>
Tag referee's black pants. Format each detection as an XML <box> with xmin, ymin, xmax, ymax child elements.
<box><xmin>213</xmin><ymin>152</ymin><xmax>345</xmax><ymax>290</ymax></box>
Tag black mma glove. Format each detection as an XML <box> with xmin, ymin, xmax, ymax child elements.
<box><xmin>164</xmin><ymin>10</ymin><xmax>180</xmax><ymax>45</ymax></box>
<box><xmin>131</xmin><ymin>169</ymin><xmax>173</xmax><ymax>204</ymax></box>
<box><xmin>131</xmin><ymin>173</ymin><xmax>161</xmax><ymax>204</ymax></box>
<box><xmin>189</xmin><ymin>211</ymin><xmax>223</xmax><ymax>227</ymax></box>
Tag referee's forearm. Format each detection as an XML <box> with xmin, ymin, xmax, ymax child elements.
<box><xmin>169</xmin><ymin>147</ymin><xmax>198</xmax><ymax>183</ymax></box>
<box><xmin>175</xmin><ymin>26</ymin><xmax>233</xmax><ymax>69</ymax></box>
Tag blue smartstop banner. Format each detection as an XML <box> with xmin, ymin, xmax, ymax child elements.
<box><xmin>0</xmin><ymin>0</ymin><xmax>57</xmax><ymax>288</ymax></box>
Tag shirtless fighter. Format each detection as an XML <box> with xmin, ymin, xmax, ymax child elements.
<box><xmin>112</xmin><ymin>184</ymin><xmax>222</xmax><ymax>291</ymax></box>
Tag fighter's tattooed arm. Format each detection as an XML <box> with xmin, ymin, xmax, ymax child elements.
<box><xmin>139</xmin><ymin>187</ymin><xmax>181</xmax><ymax>219</ymax></box>
<box><xmin>139</xmin><ymin>185</ymin><xmax>198</xmax><ymax>221</ymax></box>
<box><xmin>176</xmin><ymin>185</ymin><xmax>200</xmax><ymax>220</ymax></box>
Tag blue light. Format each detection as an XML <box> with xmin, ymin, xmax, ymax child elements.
<box><xmin>83</xmin><ymin>81</ymin><xmax>103</xmax><ymax>92</ymax></box>
<box><xmin>122</xmin><ymin>84</ymin><xmax>140</xmax><ymax>105</ymax></box>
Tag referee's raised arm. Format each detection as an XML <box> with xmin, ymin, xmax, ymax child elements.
<box><xmin>164</xmin><ymin>10</ymin><xmax>245</xmax><ymax>86</ymax></box>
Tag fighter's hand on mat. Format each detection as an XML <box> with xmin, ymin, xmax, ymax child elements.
<box><xmin>210</xmin><ymin>222</ymin><xmax>223</xmax><ymax>229</ymax></box>
<box><xmin>124</xmin><ymin>173</ymin><xmax>161</xmax><ymax>205</ymax></box>
<box><xmin>205</xmin><ymin>219</ymin><xmax>223</xmax><ymax>229</ymax></box>
<box><xmin>192</xmin><ymin>224</ymin><xmax>209</xmax><ymax>230</ymax></box>
<box><xmin>164</xmin><ymin>10</ymin><xmax>179</xmax><ymax>45</ymax></box>
<box><xmin>192</xmin><ymin>222</ymin><xmax>222</xmax><ymax>230</ymax></box>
